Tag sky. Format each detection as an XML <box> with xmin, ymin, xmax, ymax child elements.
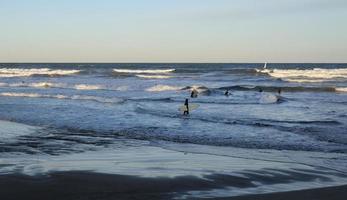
<box><xmin>0</xmin><ymin>0</ymin><xmax>347</xmax><ymax>63</ymax></box>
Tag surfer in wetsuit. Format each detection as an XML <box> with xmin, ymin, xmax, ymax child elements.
<box><xmin>224</xmin><ymin>90</ymin><xmax>230</xmax><ymax>96</ymax></box>
<box><xmin>276</xmin><ymin>88</ymin><xmax>282</xmax><ymax>102</ymax></box>
<box><xmin>183</xmin><ymin>98</ymin><xmax>189</xmax><ymax>115</ymax></box>
<box><xmin>191</xmin><ymin>89</ymin><xmax>198</xmax><ymax>98</ymax></box>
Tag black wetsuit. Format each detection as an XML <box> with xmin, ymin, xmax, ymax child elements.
<box><xmin>191</xmin><ymin>90</ymin><xmax>198</xmax><ymax>98</ymax></box>
<box><xmin>183</xmin><ymin>99</ymin><xmax>189</xmax><ymax>115</ymax></box>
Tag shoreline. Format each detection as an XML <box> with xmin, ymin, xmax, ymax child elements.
<box><xmin>225</xmin><ymin>185</ymin><xmax>347</xmax><ymax>200</ymax></box>
<box><xmin>0</xmin><ymin>171</ymin><xmax>346</xmax><ymax>200</ymax></box>
<box><xmin>1</xmin><ymin>120</ymin><xmax>346</xmax><ymax>199</ymax></box>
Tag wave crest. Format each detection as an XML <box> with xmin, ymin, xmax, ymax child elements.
<box><xmin>336</xmin><ymin>87</ymin><xmax>347</xmax><ymax>93</ymax></box>
<box><xmin>0</xmin><ymin>92</ymin><xmax>123</xmax><ymax>104</ymax></box>
<box><xmin>146</xmin><ymin>85</ymin><xmax>182</xmax><ymax>92</ymax></box>
<box><xmin>74</xmin><ymin>84</ymin><xmax>103</xmax><ymax>90</ymax></box>
<box><xmin>136</xmin><ymin>75</ymin><xmax>172</xmax><ymax>79</ymax></box>
<box><xmin>0</xmin><ymin>68</ymin><xmax>81</xmax><ymax>77</ymax></box>
<box><xmin>113</xmin><ymin>68</ymin><xmax>175</xmax><ymax>74</ymax></box>
<box><xmin>257</xmin><ymin>68</ymin><xmax>347</xmax><ymax>82</ymax></box>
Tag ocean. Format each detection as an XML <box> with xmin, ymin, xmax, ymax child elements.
<box><xmin>0</xmin><ymin>63</ymin><xmax>347</xmax><ymax>198</ymax></box>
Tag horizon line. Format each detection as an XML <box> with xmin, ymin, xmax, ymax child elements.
<box><xmin>1</xmin><ymin>62</ymin><xmax>347</xmax><ymax>64</ymax></box>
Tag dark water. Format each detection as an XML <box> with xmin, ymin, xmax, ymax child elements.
<box><xmin>0</xmin><ymin>63</ymin><xmax>346</xmax><ymax>155</ymax></box>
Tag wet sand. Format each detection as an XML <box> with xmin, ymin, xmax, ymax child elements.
<box><xmin>1</xmin><ymin>121</ymin><xmax>347</xmax><ymax>199</ymax></box>
<box><xmin>0</xmin><ymin>171</ymin><xmax>346</xmax><ymax>200</ymax></box>
<box><xmin>220</xmin><ymin>185</ymin><xmax>347</xmax><ymax>200</ymax></box>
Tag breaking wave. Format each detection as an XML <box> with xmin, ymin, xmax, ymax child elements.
<box><xmin>0</xmin><ymin>82</ymin><xmax>130</xmax><ymax>91</ymax></box>
<box><xmin>74</xmin><ymin>84</ymin><xmax>103</xmax><ymax>90</ymax></box>
<box><xmin>136</xmin><ymin>74</ymin><xmax>173</xmax><ymax>79</ymax></box>
<box><xmin>146</xmin><ymin>85</ymin><xmax>182</xmax><ymax>92</ymax></box>
<box><xmin>0</xmin><ymin>92</ymin><xmax>123</xmax><ymax>104</ymax></box>
<box><xmin>218</xmin><ymin>85</ymin><xmax>340</xmax><ymax>93</ymax></box>
<box><xmin>257</xmin><ymin>68</ymin><xmax>347</xmax><ymax>82</ymax></box>
<box><xmin>113</xmin><ymin>68</ymin><xmax>175</xmax><ymax>74</ymax></box>
<box><xmin>336</xmin><ymin>87</ymin><xmax>347</xmax><ymax>93</ymax></box>
<box><xmin>181</xmin><ymin>85</ymin><xmax>210</xmax><ymax>94</ymax></box>
<box><xmin>0</xmin><ymin>68</ymin><xmax>81</xmax><ymax>77</ymax></box>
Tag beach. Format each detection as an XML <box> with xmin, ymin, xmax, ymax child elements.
<box><xmin>1</xmin><ymin>0</ymin><xmax>347</xmax><ymax>198</ymax></box>
<box><xmin>1</xmin><ymin>172</ymin><xmax>347</xmax><ymax>200</ymax></box>
<box><xmin>0</xmin><ymin>63</ymin><xmax>347</xmax><ymax>199</ymax></box>
<box><xmin>1</xmin><ymin>120</ymin><xmax>347</xmax><ymax>200</ymax></box>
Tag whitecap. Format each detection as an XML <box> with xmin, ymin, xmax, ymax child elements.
<box><xmin>146</xmin><ymin>85</ymin><xmax>182</xmax><ymax>92</ymax></box>
<box><xmin>0</xmin><ymin>92</ymin><xmax>42</xmax><ymax>98</ymax></box>
<box><xmin>113</xmin><ymin>68</ymin><xmax>175</xmax><ymax>74</ymax></box>
<box><xmin>74</xmin><ymin>84</ymin><xmax>103</xmax><ymax>90</ymax></box>
<box><xmin>0</xmin><ymin>92</ymin><xmax>123</xmax><ymax>104</ymax></box>
<box><xmin>136</xmin><ymin>74</ymin><xmax>172</xmax><ymax>79</ymax></box>
<box><xmin>0</xmin><ymin>68</ymin><xmax>81</xmax><ymax>77</ymax></box>
<box><xmin>259</xmin><ymin>93</ymin><xmax>279</xmax><ymax>104</ymax></box>
<box><xmin>30</xmin><ymin>82</ymin><xmax>55</xmax><ymax>88</ymax></box>
<box><xmin>258</xmin><ymin>68</ymin><xmax>347</xmax><ymax>82</ymax></box>
<box><xmin>335</xmin><ymin>87</ymin><xmax>347</xmax><ymax>93</ymax></box>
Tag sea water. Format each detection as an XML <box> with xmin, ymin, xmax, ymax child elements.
<box><xmin>0</xmin><ymin>63</ymin><xmax>347</xmax><ymax>196</ymax></box>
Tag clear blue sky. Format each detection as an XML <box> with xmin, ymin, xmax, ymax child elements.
<box><xmin>0</xmin><ymin>0</ymin><xmax>346</xmax><ymax>63</ymax></box>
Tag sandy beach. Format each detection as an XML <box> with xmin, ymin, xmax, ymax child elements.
<box><xmin>1</xmin><ymin>120</ymin><xmax>347</xmax><ymax>199</ymax></box>
<box><xmin>1</xmin><ymin>171</ymin><xmax>347</xmax><ymax>200</ymax></box>
<box><xmin>1</xmin><ymin>63</ymin><xmax>347</xmax><ymax>199</ymax></box>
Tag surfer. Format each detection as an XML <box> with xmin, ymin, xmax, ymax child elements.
<box><xmin>224</xmin><ymin>90</ymin><xmax>230</xmax><ymax>96</ymax></box>
<box><xmin>183</xmin><ymin>99</ymin><xmax>189</xmax><ymax>115</ymax></box>
<box><xmin>259</xmin><ymin>88</ymin><xmax>263</xmax><ymax>93</ymax></box>
<box><xmin>276</xmin><ymin>88</ymin><xmax>282</xmax><ymax>103</ymax></box>
<box><xmin>191</xmin><ymin>89</ymin><xmax>198</xmax><ymax>98</ymax></box>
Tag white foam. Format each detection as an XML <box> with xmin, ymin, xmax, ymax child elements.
<box><xmin>74</xmin><ymin>84</ymin><xmax>103</xmax><ymax>90</ymax></box>
<box><xmin>335</xmin><ymin>87</ymin><xmax>347</xmax><ymax>92</ymax></box>
<box><xmin>258</xmin><ymin>68</ymin><xmax>347</xmax><ymax>82</ymax></box>
<box><xmin>115</xmin><ymin>86</ymin><xmax>129</xmax><ymax>91</ymax></box>
<box><xmin>0</xmin><ymin>92</ymin><xmax>123</xmax><ymax>104</ymax></box>
<box><xmin>0</xmin><ymin>120</ymin><xmax>39</xmax><ymax>140</ymax></box>
<box><xmin>189</xmin><ymin>85</ymin><xmax>209</xmax><ymax>93</ymax></box>
<box><xmin>113</xmin><ymin>68</ymin><xmax>175</xmax><ymax>74</ymax></box>
<box><xmin>259</xmin><ymin>93</ymin><xmax>279</xmax><ymax>104</ymax></box>
<box><xmin>136</xmin><ymin>74</ymin><xmax>172</xmax><ymax>79</ymax></box>
<box><xmin>0</xmin><ymin>82</ymin><xmax>9</xmax><ymax>87</ymax></box>
<box><xmin>283</xmin><ymin>79</ymin><xmax>327</xmax><ymax>83</ymax></box>
<box><xmin>0</xmin><ymin>81</ymin><xmax>121</xmax><ymax>91</ymax></box>
<box><xmin>146</xmin><ymin>85</ymin><xmax>181</xmax><ymax>92</ymax></box>
<box><xmin>0</xmin><ymin>68</ymin><xmax>81</xmax><ymax>77</ymax></box>
<box><xmin>0</xmin><ymin>92</ymin><xmax>42</xmax><ymax>98</ymax></box>
<box><xmin>6</xmin><ymin>82</ymin><xmax>66</xmax><ymax>89</ymax></box>
<box><xmin>30</xmin><ymin>82</ymin><xmax>54</xmax><ymax>88</ymax></box>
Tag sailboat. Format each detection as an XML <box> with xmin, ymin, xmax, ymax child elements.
<box><xmin>256</xmin><ymin>62</ymin><xmax>272</xmax><ymax>73</ymax></box>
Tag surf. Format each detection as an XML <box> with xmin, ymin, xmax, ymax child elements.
<box><xmin>135</xmin><ymin>74</ymin><xmax>173</xmax><ymax>79</ymax></box>
<box><xmin>146</xmin><ymin>85</ymin><xmax>182</xmax><ymax>92</ymax></box>
<box><xmin>0</xmin><ymin>68</ymin><xmax>81</xmax><ymax>77</ymax></box>
<box><xmin>257</xmin><ymin>68</ymin><xmax>347</xmax><ymax>82</ymax></box>
<box><xmin>0</xmin><ymin>92</ymin><xmax>124</xmax><ymax>104</ymax></box>
<box><xmin>113</xmin><ymin>68</ymin><xmax>175</xmax><ymax>74</ymax></box>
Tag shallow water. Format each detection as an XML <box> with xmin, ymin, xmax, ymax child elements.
<box><xmin>0</xmin><ymin>63</ymin><xmax>346</xmax><ymax>152</ymax></box>
<box><xmin>0</xmin><ymin>63</ymin><xmax>346</xmax><ymax>197</ymax></box>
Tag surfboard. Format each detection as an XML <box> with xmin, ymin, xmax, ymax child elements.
<box><xmin>179</xmin><ymin>104</ymin><xmax>199</xmax><ymax>112</ymax></box>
